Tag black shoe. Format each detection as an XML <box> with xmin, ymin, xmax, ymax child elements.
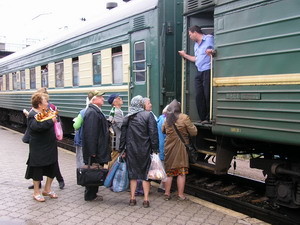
<box><xmin>28</xmin><ymin>183</ymin><xmax>41</xmax><ymax>189</ymax></box>
<box><xmin>58</xmin><ymin>180</ymin><xmax>65</xmax><ymax>189</ymax></box>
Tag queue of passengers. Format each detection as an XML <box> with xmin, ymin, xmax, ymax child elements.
<box><xmin>73</xmin><ymin>91</ymin><xmax>197</xmax><ymax>207</ymax></box>
<box><xmin>24</xmin><ymin>89</ymin><xmax>197</xmax><ymax>207</ymax></box>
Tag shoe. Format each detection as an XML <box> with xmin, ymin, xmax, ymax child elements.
<box><xmin>33</xmin><ymin>194</ymin><xmax>45</xmax><ymax>202</ymax></box>
<box><xmin>164</xmin><ymin>195</ymin><xmax>171</xmax><ymax>201</ymax></box>
<box><xmin>42</xmin><ymin>191</ymin><xmax>58</xmax><ymax>199</ymax></box>
<box><xmin>58</xmin><ymin>180</ymin><xmax>65</xmax><ymax>189</ymax></box>
<box><xmin>28</xmin><ymin>183</ymin><xmax>42</xmax><ymax>189</ymax></box>
<box><xmin>177</xmin><ymin>196</ymin><xmax>188</xmax><ymax>201</ymax></box>
<box><xmin>129</xmin><ymin>199</ymin><xmax>136</xmax><ymax>206</ymax></box>
<box><xmin>143</xmin><ymin>200</ymin><xmax>150</xmax><ymax>208</ymax></box>
<box><xmin>200</xmin><ymin>120</ymin><xmax>209</xmax><ymax>124</ymax></box>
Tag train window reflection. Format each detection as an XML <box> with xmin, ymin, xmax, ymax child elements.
<box><xmin>93</xmin><ymin>52</ymin><xmax>101</xmax><ymax>85</ymax></box>
<box><xmin>133</xmin><ymin>41</ymin><xmax>146</xmax><ymax>83</ymax></box>
<box><xmin>30</xmin><ymin>68</ymin><xmax>36</xmax><ymax>89</ymax></box>
<box><xmin>112</xmin><ymin>46</ymin><xmax>123</xmax><ymax>84</ymax></box>
<box><xmin>0</xmin><ymin>76</ymin><xmax>3</xmax><ymax>91</ymax></box>
<box><xmin>55</xmin><ymin>61</ymin><xmax>64</xmax><ymax>87</ymax></box>
<box><xmin>12</xmin><ymin>72</ymin><xmax>18</xmax><ymax>90</ymax></box>
<box><xmin>6</xmin><ymin>74</ymin><xmax>9</xmax><ymax>90</ymax></box>
<box><xmin>73</xmin><ymin>58</ymin><xmax>79</xmax><ymax>87</ymax></box>
<box><xmin>20</xmin><ymin>70</ymin><xmax>25</xmax><ymax>90</ymax></box>
<box><xmin>41</xmin><ymin>65</ymin><xmax>48</xmax><ymax>88</ymax></box>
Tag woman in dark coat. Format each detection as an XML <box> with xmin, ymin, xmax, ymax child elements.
<box><xmin>119</xmin><ymin>95</ymin><xmax>159</xmax><ymax>208</ymax></box>
<box><xmin>25</xmin><ymin>92</ymin><xmax>58</xmax><ymax>202</ymax></box>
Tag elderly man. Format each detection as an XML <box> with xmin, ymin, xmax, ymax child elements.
<box><xmin>82</xmin><ymin>90</ymin><xmax>111</xmax><ymax>201</ymax></box>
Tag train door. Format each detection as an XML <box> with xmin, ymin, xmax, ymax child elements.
<box><xmin>185</xmin><ymin>11</ymin><xmax>214</xmax><ymax>121</ymax></box>
<box><xmin>129</xmin><ymin>29</ymin><xmax>150</xmax><ymax>99</ymax></box>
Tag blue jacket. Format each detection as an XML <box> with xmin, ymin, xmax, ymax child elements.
<box><xmin>73</xmin><ymin>108</ymin><xmax>87</xmax><ymax>146</ymax></box>
<box><xmin>157</xmin><ymin>114</ymin><xmax>166</xmax><ymax>161</ymax></box>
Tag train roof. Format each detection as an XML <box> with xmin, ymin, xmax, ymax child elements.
<box><xmin>0</xmin><ymin>0</ymin><xmax>158</xmax><ymax>66</ymax></box>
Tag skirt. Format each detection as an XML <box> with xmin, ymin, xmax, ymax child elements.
<box><xmin>166</xmin><ymin>167</ymin><xmax>188</xmax><ymax>177</ymax></box>
<box><xmin>25</xmin><ymin>162</ymin><xmax>57</xmax><ymax>181</ymax></box>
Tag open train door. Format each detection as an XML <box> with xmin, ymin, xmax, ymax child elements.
<box><xmin>129</xmin><ymin>29</ymin><xmax>151</xmax><ymax>99</ymax></box>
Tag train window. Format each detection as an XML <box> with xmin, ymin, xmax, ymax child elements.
<box><xmin>12</xmin><ymin>72</ymin><xmax>18</xmax><ymax>90</ymax></box>
<box><xmin>30</xmin><ymin>68</ymin><xmax>36</xmax><ymax>89</ymax></box>
<box><xmin>6</xmin><ymin>74</ymin><xmax>9</xmax><ymax>90</ymax></box>
<box><xmin>93</xmin><ymin>52</ymin><xmax>101</xmax><ymax>85</ymax></box>
<box><xmin>0</xmin><ymin>76</ymin><xmax>3</xmax><ymax>91</ymax></box>
<box><xmin>20</xmin><ymin>70</ymin><xmax>25</xmax><ymax>90</ymax></box>
<box><xmin>41</xmin><ymin>65</ymin><xmax>48</xmax><ymax>88</ymax></box>
<box><xmin>112</xmin><ymin>46</ymin><xmax>123</xmax><ymax>84</ymax></box>
<box><xmin>133</xmin><ymin>41</ymin><xmax>146</xmax><ymax>83</ymax></box>
<box><xmin>72</xmin><ymin>57</ymin><xmax>79</xmax><ymax>86</ymax></box>
<box><xmin>55</xmin><ymin>61</ymin><xmax>64</xmax><ymax>87</ymax></box>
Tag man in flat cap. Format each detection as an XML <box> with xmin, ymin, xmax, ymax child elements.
<box><xmin>107</xmin><ymin>93</ymin><xmax>124</xmax><ymax>168</ymax></box>
<box><xmin>82</xmin><ymin>90</ymin><xmax>111</xmax><ymax>201</ymax></box>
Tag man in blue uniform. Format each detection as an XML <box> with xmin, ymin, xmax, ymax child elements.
<box><xmin>178</xmin><ymin>25</ymin><xmax>214</xmax><ymax>124</ymax></box>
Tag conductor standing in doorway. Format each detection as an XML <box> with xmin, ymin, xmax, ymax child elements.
<box><xmin>178</xmin><ymin>25</ymin><xmax>214</xmax><ymax>124</ymax></box>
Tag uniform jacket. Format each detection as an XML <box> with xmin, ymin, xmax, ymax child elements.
<box><xmin>82</xmin><ymin>104</ymin><xmax>111</xmax><ymax>164</ymax></box>
<box><xmin>27</xmin><ymin>110</ymin><xmax>58</xmax><ymax>166</ymax></box>
<box><xmin>162</xmin><ymin>113</ymin><xmax>197</xmax><ymax>171</ymax></box>
<box><xmin>119</xmin><ymin>111</ymin><xmax>159</xmax><ymax>180</ymax></box>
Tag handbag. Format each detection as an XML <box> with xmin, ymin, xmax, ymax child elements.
<box><xmin>22</xmin><ymin>127</ymin><xmax>30</xmax><ymax>144</ymax></box>
<box><xmin>173</xmin><ymin>124</ymin><xmax>198</xmax><ymax>164</ymax></box>
<box><xmin>77</xmin><ymin>157</ymin><xmax>109</xmax><ymax>186</ymax></box>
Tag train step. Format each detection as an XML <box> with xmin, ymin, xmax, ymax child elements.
<box><xmin>197</xmin><ymin>148</ymin><xmax>216</xmax><ymax>156</ymax></box>
<box><xmin>191</xmin><ymin>161</ymin><xmax>215</xmax><ymax>172</ymax></box>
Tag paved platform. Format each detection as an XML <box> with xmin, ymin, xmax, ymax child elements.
<box><xmin>0</xmin><ymin>126</ymin><xmax>269</xmax><ymax>225</ymax></box>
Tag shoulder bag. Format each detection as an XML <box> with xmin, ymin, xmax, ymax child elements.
<box><xmin>77</xmin><ymin>157</ymin><xmax>109</xmax><ymax>186</ymax></box>
<box><xmin>173</xmin><ymin>124</ymin><xmax>198</xmax><ymax>164</ymax></box>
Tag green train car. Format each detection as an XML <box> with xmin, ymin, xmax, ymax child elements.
<box><xmin>0</xmin><ymin>0</ymin><xmax>183</xmax><ymax>133</ymax></box>
<box><xmin>183</xmin><ymin>0</ymin><xmax>300</xmax><ymax>208</ymax></box>
<box><xmin>1</xmin><ymin>0</ymin><xmax>300</xmax><ymax>209</ymax></box>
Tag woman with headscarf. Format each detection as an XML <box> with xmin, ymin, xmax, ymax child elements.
<box><xmin>119</xmin><ymin>95</ymin><xmax>159</xmax><ymax>208</ymax></box>
<box><xmin>162</xmin><ymin>99</ymin><xmax>197</xmax><ymax>201</ymax></box>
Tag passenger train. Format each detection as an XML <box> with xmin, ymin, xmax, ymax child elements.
<box><xmin>0</xmin><ymin>0</ymin><xmax>300</xmax><ymax>209</ymax></box>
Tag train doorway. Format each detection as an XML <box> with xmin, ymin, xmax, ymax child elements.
<box><xmin>184</xmin><ymin>10</ymin><xmax>214</xmax><ymax>121</ymax></box>
<box><xmin>130</xmin><ymin>29</ymin><xmax>150</xmax><ymax>99</ymax></box>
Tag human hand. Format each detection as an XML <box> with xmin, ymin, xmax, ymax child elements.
<box><xmin>52</xmin><ymin>116</ymin><xmax>57</xmax><ymax>123</ymax></box>
<box><xmin>178</xmin><ymin>50</ymin><xmax>186</xmax><ymax>57</ymax></box>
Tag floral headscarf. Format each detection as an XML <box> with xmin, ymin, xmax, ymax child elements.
<box><xmin>127</xmin><ymin>95</ymin><xmax>145</xmax><ymax>116</ymax></box>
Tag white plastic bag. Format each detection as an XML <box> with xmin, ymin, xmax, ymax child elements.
<box><xmin>147</xmin><ymin>153</ymin><xmax>167</xmax><ymax>180</ymax></box>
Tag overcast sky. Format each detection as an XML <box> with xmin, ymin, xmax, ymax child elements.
<box><xmin>0</xmin><ymin>0</ymin><xmax>126</xmax><ymax>48</ymax></box>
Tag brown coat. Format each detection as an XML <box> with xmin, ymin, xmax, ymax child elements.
<box><xmin>162</xmin><ymin>113</ymin><xmax>197</xmax><ymax>171</ymax></box>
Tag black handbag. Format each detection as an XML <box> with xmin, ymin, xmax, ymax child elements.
<box><xmin>77</xmin><ymin>157</ymin><xmax>109</xmax><ymax>186</ymax></box>
<box><xmin>173</xmin><ymin>124</ymin><xmax>198</xmax><ymax>164</ymax></box>
<box><xmin>22</xmin><ymin>128</ymin><xmax>30</xmax><ymax>144</ymax></box>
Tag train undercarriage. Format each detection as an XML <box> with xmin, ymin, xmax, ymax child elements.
<box><xmin>193</xmin><ymin>123</ymin><xmax>300</xmax><ymax>209</ymax></box>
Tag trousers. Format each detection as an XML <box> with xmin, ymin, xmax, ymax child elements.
<box><xmin>195</xmin><ymin>69</ymin><xmax>210</xmax><ymax>121</ymax></box>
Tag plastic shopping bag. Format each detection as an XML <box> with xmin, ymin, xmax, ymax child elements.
<box><xmin>112</xmin><ymin>158</ymin><xmax>129</xmax><ymax>192</ymax></box>
<box><xmin>147</xmin><ymin>153</ymin><xmax>167</xmax><ymax>180</ymax></box>
<box><xmin>104</xmin><ymin>157</ymin><xmax>121</xmax><ymax>188</ymax></box>
<box><xmin>54</xmin><ymin>121</ymin><xmax>63</xmax><ymax>140</ymax></box>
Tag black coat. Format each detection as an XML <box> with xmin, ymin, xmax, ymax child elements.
<box><xmin>27</xmin><ymin>110</ymin><xmax>58</xmax><ymax>166</ymax></box>
<box><xmin>82</xmin><ymin>104</ymin><xmax>111</xmax><ymax>164</ymax></box>
<box><xmin>119</xmin><ymin>111</ymin><xmax>158</xmax><ymax>180</ymax></box>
